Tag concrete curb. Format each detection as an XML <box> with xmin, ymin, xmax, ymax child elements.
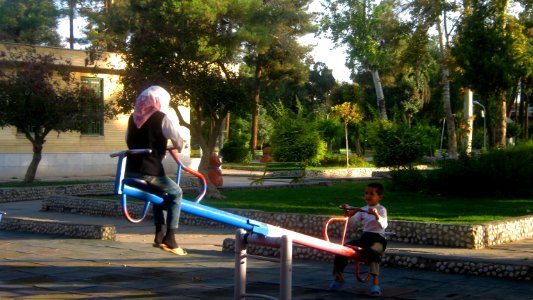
<box><xmin>0</xmin><ymin>216</ymin><xmax>116</xmax><ymax>240</ymax></box>
<box><xmin>221</xmin><ymin>238</ymin><xmax>533</xmax><ymax>281</ymax></box>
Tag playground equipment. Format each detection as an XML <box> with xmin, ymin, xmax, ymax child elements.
<box><xmin>208</xmin><ymin>150</ymin><xmax>223</xmax><ymax>187</ymax></box>
<box><xmin>110</xmin><ymin>148</ymin><xmax>373</xmax><ymax>300</ymax></box>
<box><xmin>323</xmin><ymin>205</ymin><xmax>384</xmax><ymax>283</ymax></box>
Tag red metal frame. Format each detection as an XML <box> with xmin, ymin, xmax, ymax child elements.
<box><xmin>323</xmin><ymin>209</ymin><xmax>375</xmax><ymax>283</ymax></box>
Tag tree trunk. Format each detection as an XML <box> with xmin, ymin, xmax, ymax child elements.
<box><xmin>69</xmin><ymin>1</ymin><xmax>75</xmax><ymax>49</ymax></box>
<box><xmin>203</xmin><ymin>111</ymin><xmax>228</xmax><ymax>199</ymax></box>
<box><xmin>250</xmin><ymin>63</ymin><xmax>262</xmax><ymax>154</ymax></box>
<box><xmin>175</xmin><ymin>103</ymin><xmax>223</xmax><ymax>199</ymax></box>
<box><xmin>494</xmin><ymin>91</ymin><xmax>507</xmax><ymax>147</ymax></box>
<box><xmin>24</xmin><ymin>140</ymin><xmax>43</xmax><ymax>183</ymax></box>
<box><xmin>437</xmin><ymin>14</ymin><xmax>457</xmax><ymax>158</ymax></box>
<box><xmin>344</xmin><ymin>122</ymin><xmax>349</xmax><ymax>168</ymax></box>
<box><xmin>441</xmin><ymin>67</ymin><xmax>458</xmax><ymax>158</ymax></box>
<box><xmin>370</xmin><ymin>69</ymin><xmax>387</xmax><ymax>120</ymax></box>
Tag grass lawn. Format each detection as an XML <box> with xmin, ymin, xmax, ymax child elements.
<box><xmin>3</xmin><ymin>178</ymin><xmax>531</xmax><ymax>224</ymax></box>
<box><xmin>196</xmin><ymin>181</ymin><xmax>532</xmax><ymax>224</ymax></box>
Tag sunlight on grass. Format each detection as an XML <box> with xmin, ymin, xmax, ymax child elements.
<box><xmin>81</xmin><ymin>180</ymin><xmax>531</xmax><ymax>225</ymax></box>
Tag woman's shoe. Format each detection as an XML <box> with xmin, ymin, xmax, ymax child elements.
<box><xmin>159</xmin><ymin>243</ymin><xmax>188</xmax><ymax>256</ymax></box>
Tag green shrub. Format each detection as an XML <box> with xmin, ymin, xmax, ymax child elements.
<box><xmin>270</xmin><ymin>101</ymin><xmax>326</xmax><ymax>165</ymax></box>
<box><xmin>221</xmin><ymin>134</ymin><xmax>251</xmax><ymax>163</ymax></box>
<box><xmin>392</xmin><ymin>141</ymin><xmax>533</xmax><ymax>198</ymax></box>
<box><xmin>320</xmin><ymin>153</ymin><xmax>371</xmax><ymax>168</ymax></box>
<box><xmin>389</xmin><ymin>169</ymin><xmax>428</xmax><ymax>192</ymax></box>
<box><xmin>367</xmin><ymin>121</ymin><xmax>439</xmax><ymax>168</ymax></box>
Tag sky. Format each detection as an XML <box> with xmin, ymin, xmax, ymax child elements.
<box><xmin>299</xmin><ymin>0</ymin><xmax>352</xmax><ymax>83</ymax></box>
<box><xmin>57</xmin><ymin>0</ymin><xmax>352</xmax><ymax>83</ymax></box>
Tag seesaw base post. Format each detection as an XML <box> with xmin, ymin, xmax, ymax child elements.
<box><xmin>234</xmin><ymin>229</ymin><xmax>292</xmax><ymax>300</ymax></box>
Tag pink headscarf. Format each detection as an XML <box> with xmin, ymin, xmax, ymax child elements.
<box><xmin>132</xmin><ymin>86</ymin><xmax>171</xmax><ymax>128</ymax></box>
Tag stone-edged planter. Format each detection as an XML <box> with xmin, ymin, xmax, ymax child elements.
<box><xmin>42</xmin><ymin>195</ymin><xmax>533</xmax><ymax>249</ymax></box>
<box><xmin>0</xmin><ymin>216</ymin><xmax>116</xmax><ymax>240</ymax></box>
<box><xmin>221</xmin><ymin>238</ymin><xmax>532</xmax><ymax>281</ymax></box>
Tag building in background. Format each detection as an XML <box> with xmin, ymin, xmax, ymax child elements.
<box><xmin>0</xmin><ymin>43</ymin><xmax>190</xmax><ymax>180</ymax></box>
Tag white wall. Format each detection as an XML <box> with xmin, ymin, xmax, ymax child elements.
<box><xmin>0</xmin><ymin>151</ymin><xmax>194</xmax><ymax>180</ymax></box>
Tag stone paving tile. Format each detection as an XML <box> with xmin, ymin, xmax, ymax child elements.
<box><xmin>2</xmin><ymin>230</ymin><xmax>532</xmax><ymax>300</ymax></box>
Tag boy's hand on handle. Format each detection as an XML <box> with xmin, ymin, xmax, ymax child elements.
<box><xmin>339</xmin><ymin>203</ymin><xmax>350</xmax><ymax>210</ymax></box>
<box><xmin>368</xmin><ymin>207</ymin><xmax>381</xmax><ymax>220</ymax></box>
<box><xmin>339</xmin><ymin>204</ymin><xmax>359</xmax><ymax>217</ymax></box>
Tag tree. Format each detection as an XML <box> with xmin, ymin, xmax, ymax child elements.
<box><xmin>393</xmin><ymin>27</ymin><xmax>435</xmax><ymax>125</ymax></box>
<box><xmin>106</xmin><ymin>0</ymin><xmax>253</xmax><ymax>198</ymax></box>
<box><xmin>270</xmin><ymin>100</ymin><xmax>325</xmax><ymax>165</ymax></box>
<box><xmin>58</xmin><ymin>0</ymin><xmax>95</xmax><ymax>49</ymax></box>
<box><xmin>305</xmin><ymin>62</ymin><xmax>337</xmax><ymax>114</ymax></box>
<box><xmin>59</xmin><ymin>0</ymin><xmax>78</xmax><ymax>49</ymax></box>
<box><xmin>321</xmin><ymin>0</ymin><xmax>408</xmax><ymax>120</ymax></box>
<box><xmin>453</xmin><ymin>0</ymin><xmax>529</xmax><ymax>147</ymax></box>
<box><xmin>81</xmin><ymin>0</ymin><xmax>129</xmax><ymax>52</ymax></box>
<box><xmin>331</xmin><ymin>102</ymin><xmax>363</xmax><ymax>167</ymax></box>
<box><xmin>0</xmin><ymin>0</ymin><xmax>61</xmax><ymax>46</ymax></box>
<box><xmin>0</xmin><ymin>46</ymin><xmax>106</xmax><ymax>182</ymax></box>
<box><xmin>409</xmin><ymin>0</ymin><xmax>461</xmax><ymax>158</ymax></box>
<box><xmin>240</xmin><ymin>0</ymin><xmax>315</xmax><ymax>153</ymax></box>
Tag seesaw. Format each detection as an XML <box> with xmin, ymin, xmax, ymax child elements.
<box><xmin>110</xmin><ymin>148</ymin><xmax>376</xmax><ymax>300</ymax></box>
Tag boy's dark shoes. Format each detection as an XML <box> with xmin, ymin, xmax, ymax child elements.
<box><xmin>370</xmin><ymin>285</ymin><xmax>382</xmax><ymax>296</ymax></box>
<box><xmin>327</xmin><ymin>280</ymin><xmax>344</xmax><ymax>291</ymax></box>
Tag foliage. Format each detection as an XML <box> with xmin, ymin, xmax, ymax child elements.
<box><xmin>367</xmin><ymin>121</ymin><xmax>439</xmax><ymax>168</ymax></box>
<box><xmin>453</xmin><ymin>0</ymin><xmax>529</xmax><ymax>146</ymax></box>
<box><xmin>0</xmin><ymin>46</ymin><xmax>107</xmax><ymax>182</ymax></box>
<box><xmin>506</xmin><ymin>121</ymin><xmax>521</xmax><ymax>138</ymax></box>
<box><xmin>331</xmin><ymin>101</ymin><xmax>364</xmax><ymax>167</ymax></box>
<box><xmin>257</xmin><ymin>105</ymin><xmax>274</xmax><ymax>147</ymax></box>
<box><xmin>315</xmin><ymin>116</ymin><xmax>343</xmax><ymax>152</ymax></box>
<box><xmin>269</xmin><ymin>101</ymin><xmax>326</xmax><ymax>165</ymax></box>
<box><xmin>0</xmin><ymin>0</ymin><xmax>61</xmax><ymax>46</ymax></box>
<box><xmin>331</xmin><ymin>102</ymin><xmax>363</xmax><ymax>125</ymax></box>
<box><xmin>240</xmin><ymin>0</ymin><xmax>315</xmax><ymax>152</ymax></box>
<box><xmin>389</xmin><ymin>168</ymin><xmax>429</xmax><ymax>192</ymax></box>
<box><xmin>319</xmin><ymin>153</ymin><xmax>371</xmax><ymax>168</ymax></box>
<box><xmin>305</xmin><ymin>62</ymin><xmax>337</xmax><ymax>113</ymax></box>
<box><xmin>220</xmin><ymin>133</ymin><xmax>252</xmax><ymax>164</ymax></box>
<box><xmin>454</xmin><ymin>0</ymin><xmax>529</xmax><ymax>102</ymax></box>
<box><xmin>321</xmin><ymin>0</ymin><xmax>412</xmax><ymax>119</ymax></box>
<box><xmin>102</xmin><ymin>0</ymin><xmax>257</xmax><ymax>197</ymax></box>
<box><xmin>423</xmin><ymin>141</ymin><xmax>533</xmax><ymax>198</ymax></box>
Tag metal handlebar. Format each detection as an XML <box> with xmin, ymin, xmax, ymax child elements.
<box><xmin>167</xmin><ymin>147</ymin><xmax>207</xmax><ymax>203</ymax></box>
<box><xmin>110</xmin><ymin>149</ymin><xmax>152</xmax><ymax>158</ymax></box>
<box><xmin>339</xmin><ymin>205</ymin><xmax>371</xmax><ymax>214</ymax></box>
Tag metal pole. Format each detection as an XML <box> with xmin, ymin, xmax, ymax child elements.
<box><xmin>235</xmin><ymin>229</ymin><xmax>247</xmax><ymax>300</ymax></box>
<box><xmin>280</xmin><ymin>235</ymin><xmax>292</xmax><ymax>300</ymax></box>
<box><xmin>483</xmin><ymin>113</ymin><xmax>487</xmax><ymax>149</ymax></box>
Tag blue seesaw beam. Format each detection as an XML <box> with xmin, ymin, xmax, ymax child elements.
<box><xmin>112</xmin><ymin>148</ymin><xmax>357</xmax><ymax>257</ymax></box>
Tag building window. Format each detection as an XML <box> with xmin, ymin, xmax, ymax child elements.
<box><xmin>80</xmin><ymin>77</ymin><xmax>104</xmax><ymax>135</ymax></box>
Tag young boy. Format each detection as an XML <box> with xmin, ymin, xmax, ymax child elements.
<box><xmin>328</xmin><ymin>182</ymin><xmax>388</xmax><ymax>296</ymax></box>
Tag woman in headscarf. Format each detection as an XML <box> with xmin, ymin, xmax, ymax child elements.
<box><xmin>125</xmin><ymin>86</ymin><xmax>187</xmax><ymax>256</ymax></box>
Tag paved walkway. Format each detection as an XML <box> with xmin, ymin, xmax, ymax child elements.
<box><xmin>0</xmin><ymin>174</ymin><xmax>532</xmax><ymax>299</ymax></box>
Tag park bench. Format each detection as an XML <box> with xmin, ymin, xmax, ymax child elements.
<box><xmin>249</xmin><ymin>162</ymin><xmax>306</xmax><ymax>185</ymax></box>
<box><xmin>339</xmin><ymin>148</ymin><xmax>351</xmax><ymax>155</ymax></box>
